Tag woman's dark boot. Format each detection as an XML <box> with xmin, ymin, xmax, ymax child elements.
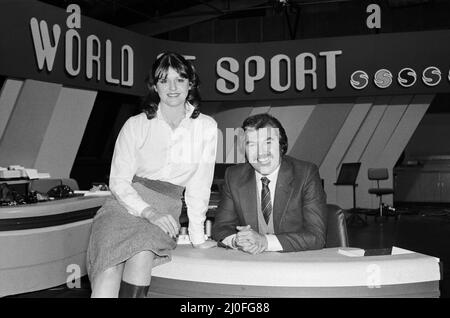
<box><xmin>118</xmin><ymin>280</ymin><xmax>150</xmax><ymax>298</ymax></box>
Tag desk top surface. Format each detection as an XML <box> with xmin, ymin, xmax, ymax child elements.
<box><xmin>152</xmin><ymin>245</ymin><xmax>441</xmax><ymax>287</ymax></box>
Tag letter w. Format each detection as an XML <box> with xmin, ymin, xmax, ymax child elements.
<box><xmin>30</xmin><ymin>18</ymin><xmax>61</xmax><ymax>71</ymax></box>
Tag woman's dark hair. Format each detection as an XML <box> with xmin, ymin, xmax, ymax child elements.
<box><xmin>142</xmin><ymin>52</ymin><xmax>201</xmax><ymax>119</ymax></box>
<box><xmin>241</xmin><ymin>113</ymin><xmax>288</xmax><ymax>156</ymax></box>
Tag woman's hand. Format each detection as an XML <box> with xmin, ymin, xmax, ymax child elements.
<box><xmin>192</xmin><ymin>240</ymin><xmax>217</xmax><ymax>249</ymax></box>
<box><xmin>142</xmin><ymin>207</ymin><xmax>179</xmax><ymax>239</ymax></box>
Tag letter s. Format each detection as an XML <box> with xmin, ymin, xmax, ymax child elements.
<box><xmin>216</xmin><ymin>57</ymin><xmax>239</xmax><ymax>94</ymax></box>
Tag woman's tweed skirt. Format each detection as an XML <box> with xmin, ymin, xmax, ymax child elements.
<box><xmin>86</xmin><ymin>176</ymin><xmax>184</xmax><ymax>284</ymax></box>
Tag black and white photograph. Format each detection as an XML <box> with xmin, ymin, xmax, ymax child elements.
<box><xmin>0</xmin><ymin>0</ymin><xmax>449</xmax><ymax>303</ymax></box>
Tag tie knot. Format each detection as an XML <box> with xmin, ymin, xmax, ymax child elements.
<box><xmin>261</xmin><ymin>177</ymin><xmax>270</xmax><ymax>186</ymax></box>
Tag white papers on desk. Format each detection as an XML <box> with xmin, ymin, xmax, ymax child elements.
<box><xmin>177</xmin><ymin>234</ymin><xmax>191</xmax><ymax>245</ymax></box>
<box><xmin>338</xmin><ymin>246</ymin><xmax>415</xmax><ymax>257</ymax></box>
<box><xmin>338</xmin><ymin>248</ymin><xmax>365</xmax><ymax>257</ymax></box>
<box><xmin>24</xmin><ymin>169</ymin><xmax>39</xmax><ymax>179</ymax></box>
<box><xmin>391</xmin><ymin>246</ymin><xmax>414</xmax><ymax>255</ymax></box>
<box><xmin>176</xmin><ymin>234</ymin><xmax>210</xmax><ymax>245</ymax></box>
<box><xmin>74</xmin><ymin>190</ymin><xmax>112</xmax><ymax>196</ymax></box>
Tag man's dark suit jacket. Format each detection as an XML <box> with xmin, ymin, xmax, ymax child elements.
<box><xmin>211</xmin><ymin>155</ymin><xmax>327</xmax><ymax>252</ymax></box>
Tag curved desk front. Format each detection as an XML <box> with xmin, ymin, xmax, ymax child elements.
<box><xmin>0</xmin><ymin>196</ymin><xmax>106</xmax><ymax>297</ymax></box>
<box><xmin>150</xmin><ymin>246</ymin><xmax>441</xmax><ymax>298</ymax></box>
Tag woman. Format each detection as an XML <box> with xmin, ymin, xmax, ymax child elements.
<box><xmin>86</xmin><ymin>52</ymin><xmax>218</xmax><ymax>298</ymax></box>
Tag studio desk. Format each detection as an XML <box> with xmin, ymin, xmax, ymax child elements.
<box><xmin>0</xmin><ymin>195</ymin><xmax>442</xmax><ymax>298</ymax></box>
<box><xmin>0</xmin><ymin>196</ymin><xmax>107</xmax><ymax>297</ymax></box>
<box><xmin>149</xmin><ymin>246</ymin><xmax>441</xmax><ymax>298</ymax></box>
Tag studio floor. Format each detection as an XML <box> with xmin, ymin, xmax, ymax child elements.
<box><xmin>5</xmin><ymin>203</ymin><xmax>450</xmax><ymax>298</ymax></box>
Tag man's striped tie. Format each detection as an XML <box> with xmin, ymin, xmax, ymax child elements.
<box><xmin>261</xmin><ymin>177</ymin><xmax>272</xmax><ymax>224</ymax></box>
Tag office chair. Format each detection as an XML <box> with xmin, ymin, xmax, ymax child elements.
<box><xmin>367</xmin><ymin>168</ymin><xmax>397</xmax><ymax>221</ymax></box>
<box><xmin>325</xmin><ymin>204</ymin><xmax>349</xmax><ymax>248</ymax></box>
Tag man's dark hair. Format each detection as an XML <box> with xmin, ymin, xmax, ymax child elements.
<box><xmin>241</xmin><ymin>113</ymin><xmax>288</xmax><ymax>155</ymax></box>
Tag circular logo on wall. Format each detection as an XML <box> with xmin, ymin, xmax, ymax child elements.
<box><xmin>397</xmin><ymin>68</ymin><xmax>417</xmax><ymax>87</ymax></box>
<box><xmin>422</xmin><ymin>66</ymin><xmax>441</xmax><ymax>86</ymax></box>
<box><xmin>350</xmin><ymin>70</ymin><xmax>369</xmax><ymax>90</ymax></box>
<box><xmin>374</xmin><ymin>69</ymin><xmax>393</xmax><ymax>88</ymax></box>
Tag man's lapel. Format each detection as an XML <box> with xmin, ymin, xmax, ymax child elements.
<box><xmin>273</xmin><ymin>157</ymin><xmax>294</xmax><ymax>232</ymax></box>
<box><xmin>238</xmin><ymin>164</ymin><xmax>259</xmax><ymax>231</ymax></box>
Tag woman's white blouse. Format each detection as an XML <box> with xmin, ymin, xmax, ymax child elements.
<box><xmin>109</xmin><ymin>103</ymin><xmax>218</xmax><ymax>245</ymax></box>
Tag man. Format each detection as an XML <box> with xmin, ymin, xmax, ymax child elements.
<box><xmin>211</xmin><ymin>113</ymin><xmax>327</xmax><ymax>254</ymax></box>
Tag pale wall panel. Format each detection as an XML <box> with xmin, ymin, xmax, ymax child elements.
<box><xmin>34</xmin><ymin>87</ymin><xmax>97</xmax><ymax>178</ymax></box>
<box><xmin>378</xmin><ymin>95</ymin><xmax>432</xmax><ymax>206</ymax></box>
<box><xmin>321</xmin><ymin>98</ymin><xmax>373</xmax><ymax>207</ymax></box>
<box><xmin>289</xmin><ymin>102</ymin><xmax>352</xmax><ymax>167</ymax></box>
<box><xmin>337</xmin><ymin>95</ymin><xmax>432</xmax><ymax>209</ymax></box>
<box><xmin>249</xmin><ymin>106</ymin><xmax>271</xmax><ymax>116</ymax></box>
<box><xmin>0</xmin><ymin>78</ymin><xmax>23</xmax><ymax>141</ymax></box>
<box><xmin>340</xmin><ymin>99</ymin><xmax>387</xmax><ymax>208</ymax></box>
<box><xmin>342</xmin><ymin>97</ymin><xmax>389</xmax><ymax>164</ymax></box>
<box><xmin>269</xmin><ymin>104</ymin><xmax>316</xmax><ymax>155</ymax></box>
<box><xmin>0</xmin><ymin>79</ymin><xmax>62</xmax><ymax>168</ymax></box>
<box><xmin>378</xmin><ymin>95</ymin><xmax>433</xmax><ymax>169</ymax></box>
<box><xmin>213</xmin><ymin>106</ymin><xmax>254</xmax><ymax>164</ymax></box>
